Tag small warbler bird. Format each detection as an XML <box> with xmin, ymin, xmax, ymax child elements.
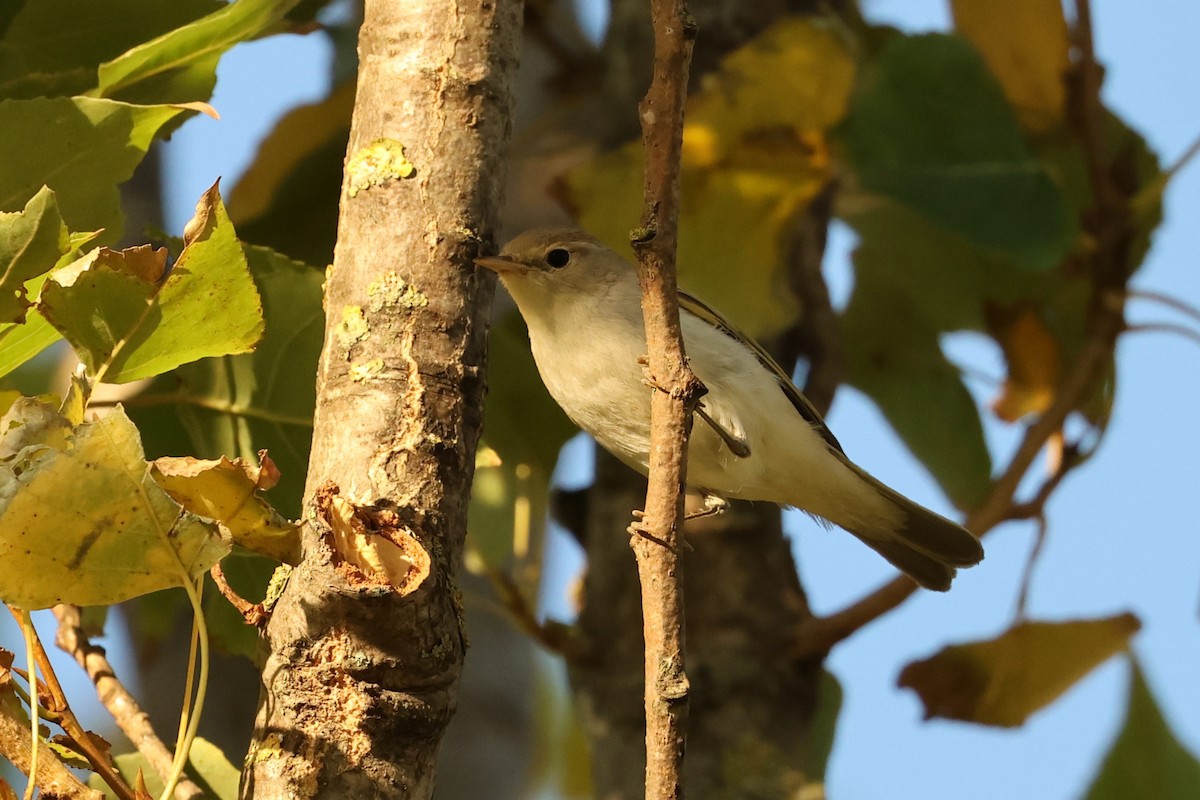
<box><xmin>476</xmin><ymin>228</ymin><xmax>983</xmax><ymax>590</ymax></box>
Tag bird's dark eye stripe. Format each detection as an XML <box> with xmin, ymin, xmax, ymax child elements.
<box><xmin>546</xmin><ymin>248</ymin><xmax>571</xmax><ymax>268</ymax></box>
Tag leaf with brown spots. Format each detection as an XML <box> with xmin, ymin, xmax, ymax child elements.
<box><xmin>0</xmin><ymin>399</ymin><xmax>227</xmax><ymax>609</ymax></box>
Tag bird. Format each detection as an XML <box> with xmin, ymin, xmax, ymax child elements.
<box><xmin>475</xmin><ymin>228</ymin><xmax>983</xmax><ymax>590</ymax></box>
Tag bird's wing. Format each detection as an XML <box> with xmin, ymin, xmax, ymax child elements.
<box><xmin>678</xmin><ymin>290</ymin><xmax>844</xmax><ymax>455</ymax></box>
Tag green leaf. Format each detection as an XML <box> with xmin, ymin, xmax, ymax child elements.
<box><xmin>1035</xmin><ymin>112</ymin><xmax>1163</xmax><ymax>277</ymax></box>
<box><xmin>841</xmin><ymin>278</ymin><xmax>992</xmax><ymax>510</ymax></box>
<box><xmin>1085</xmin><ymin>659</ymin><xmax>1200</xmax><ymax>800</ymax></box>
<box><xmin>898</xmin><ymin>614</ymin><xmax>1141</xmax><ymax>728</ymax></box>
<box><xmin>0</xmin><ymin>227</ymin><xmax>105</xmax><ymax>379</ymax></box>
<box><xmin>680</xmin><ymin>16</ymin><xmax>857</xmax><ymax>166</ymax></box>
<box><xmin>185</xmin><ymin>735</ymin><xmax>242</xmax><ymax>799</ymax></box>
<box><xmin>0</xmin><ymin>0</ymin><xmax>221</xmax><ymax>99</ymax></box>
<box><xmin>0</xmin><ymin>400</ymin><xmax>228</xmax><ymax>609</ymax></box>
<box><xmin>0</xmin><ymin>187</ymin><xmax>70</xmax><ymax>323</ymax></box>
<box><xmin>129</xmin><ymin>244</ymin><xmax>323</xmax><ymax>517</ymax></box>
<box><xmin>842</xmin><ymin>198</ymin><xmax>1047</xmax><ymax>333</ymax></box>
<box><xmin>91</xmin><ymin>736</ymin><xmax>241</xmax><ymax>800</ymax></box>
<box><xmin>799</xmin><ymin>669</ymin><xmax>842</xmax><ymax>782</ymax></box>
<box><xmin>841</xmin><ymin>33</ymin><xmax>1075</xmax><ymax>270</ymax></box>
<box><xmin>467</xmin><ymin>310</ymin><xmax>574</xmax><ymax>572</ymax></box>
<box><xmin>0</xmin><ymin>2</ymin><xmax>26</xmax><ymax>39</ymax></box>
<box><xmin>96</xmin><ymin>0</ymin><xmax>303</xmax><ymax>104</ymax></box>
<box><xmin>0</xmin><ymin>305</ymin><xmax>61</xmax><ymax>380</ymax></box>
<box><xmin>467</xmin><ymin>458</ymin><xmax>553</xmax><ymax>573</ymax></box>
<box><xmin>39</xmin><ymin>182</ymin><xmax>265</xmax><ymax>383</ymax></box>
<box><xmin>483</xmin><ymin>311</ymin><xmax>575</xmax><ymax>472</ymax></box>
<box><xmin>0</xmin><ymin>97</ymin><xmax>183</xmax><ymax>242</ymax></box>
<box><xmin>527</xmin><ymin>656</ymin><xmax>593</xmax><ymax>798</ymax></box>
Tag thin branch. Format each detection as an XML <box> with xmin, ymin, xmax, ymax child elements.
<box><xmin>628</xmin><ymin>0</ymin><xmax>700</xmax><ymax>796</ymax></box>
<box><xmin>1070</xmin><ymin>0</ymin><xmax>1118</xmax><ymax>216</ymax></box>
<box><xmin>1014</xmin><ymin>514</ymin><xmax>1048</xmax><ymax>620</ymax></box>
<box><xmin>1130</xmin><ymin>129</ymin><xmax>1200</xmax><ymax>217</ymax></box>
<box><xmin>1126</xmin><ymin>321</ymin><xmax>1200</xmax><ymax>350</ymax></box>
<box><xmin>1004</xmin><ymin>442</ymin><xmax>1081</xmax><ymax>522</ymax></box>
<box><xmin>0</xmin><ymin>607</ymin><xmax>136</xmax><ymax>800</ymax></box>
<box><xmin>1164</xmin><ymin>129</ymin><xmax>1200</xmax><ymax>180</ymax></box>
<box><xmin>95</xmin><ymin>393</ymin><xmax>314</xmax><ymax>427</ymax></box>
<box><xmin>795</xmin><ymin>311</ymin><xmax>1121</xmax><ymax>655</ymax></box>
<box><xmin>784</xmin><ymin>181</ymin><xmax>843</xmax><ymax>416</ymax></box>
<box><xmin>210</xmin><ymin>564</ymin><xmax>268</xmax><ymax>627</ymax></box>
<box><xmin>52</xmin><ymin>605</ymin><xmax>205</xmax><ymax>800</ymax></box>
<box><xmin>1127</xmin><ymin>288</ymin><xmax>1200</xmax><ymax>325</ymax></box>
<box><xmin>0</xmin><ymin>697</ymin><xmax>101</xmax><ymax>800</ymax></box>
<box><xmin>796</xmin><ymin>1</ymin><xmax>1136</xmax><ymax>656</ymax></box>
<box><xmin>486</xmin><ymin>570</ymin><xmax>575</xmax><ymax>656</ymax></box>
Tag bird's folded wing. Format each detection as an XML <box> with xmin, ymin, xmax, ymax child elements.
<box><xmin>697</xmin><ymin>401</ymin><xmax>751</xmax><ymax>458</ymax></box>
<box><xmin>678</xmin><ymin>290</ymin><xmax>844</xmax><ymax>454</ymax></box>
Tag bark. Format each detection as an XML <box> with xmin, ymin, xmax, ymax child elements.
<box><xmin>241</xmin><ymin>0</ymin><xmax>521</xmax><ymax>797</ymax></box>
<box><xmin>0</xmin><ymin>707</ymin><xmax>103</xmax><ymax>800</ymax></box>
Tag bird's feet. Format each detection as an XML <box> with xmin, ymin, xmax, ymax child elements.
<box><xmin>628</xmin><ymin>509</ymin><xmax>692</xmax><ymax>552</ymax></box>
<box><xmin>685</xmin><ymin>492</ymin><xmax>728</xmax><ymax>521</ymax></box>
<box><xmin>636</xmin><ymin>354</ymin><xmax>667</xmax><ymax>394</ymax></box>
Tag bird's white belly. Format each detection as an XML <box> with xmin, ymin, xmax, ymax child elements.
<box><xmin>531</xmin><ymin>328</ymin><xmax>654</xmax><ymax>469</ymax></box>
<box><xmin>527</xmin><ymin>323</ymin><xmax>778</xmax><ymax>498</ymax></box>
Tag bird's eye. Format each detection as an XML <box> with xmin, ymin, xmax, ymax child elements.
<box><xmin>545</xmin><ymin>248</ymin><xmax>571</xmax><ymax>269</ymax></box>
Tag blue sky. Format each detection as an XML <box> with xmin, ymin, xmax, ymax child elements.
<box><xmin>4</xmin><ymin>1</ymin><xmax>1194</xmax><ymax>798</ymax></box>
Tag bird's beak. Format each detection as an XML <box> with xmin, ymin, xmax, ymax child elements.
<box><xmin>473</xmin><ymin>255</ymin><xmax>529</xmax><ymax>275</ymax></box>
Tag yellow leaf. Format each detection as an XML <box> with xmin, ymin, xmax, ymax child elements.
<box><xmin>685</xmin><ymin>16</ymin><xmax>854</xmax><ymax>167</ymax></box>
<box><xmin>899</xmin><ymin>614</ymin><xmax>1141</xmax><ymax>727</ymax></box>
<box><xmin>952</xmin><ymin>0</ymin><xmax>1069</xmax><ymax>133</ymax></box>
<box><xmin>566</xmin><ymin>16</ymin><xmax>855</xmax><ymax>339</ymax></box>
<box><xmin>0</xmin><ymin>400</ymin><xmax>228</xmax><ymax>609</ymax></box>
<box><xmin>987</xmin><ymin>305</ymin><xmax>1062</xmax><ymax>422</ymax></box>
<box><xmin>151</xmin><ymin>453</ymin><xmax>301</xmax><ymax>564</ymax></box>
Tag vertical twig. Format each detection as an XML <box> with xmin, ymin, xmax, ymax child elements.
<box><xmin>629</xmin><ymin>0</ymin><xmax>700</xmax><ymax>798</ymax></box>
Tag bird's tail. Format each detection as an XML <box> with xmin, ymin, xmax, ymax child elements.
<box><xmin>845</xmin><ymin>467</ymin><xmax>984</xmax><ymax>592</ymax></box>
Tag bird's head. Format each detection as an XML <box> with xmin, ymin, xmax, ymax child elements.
<box><xmin>475</xmin><ymin>228</ymin><xmax>636</xmax><ymax>316</ymax></box>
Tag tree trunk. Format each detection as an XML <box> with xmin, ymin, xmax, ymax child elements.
<box><xmin>242</xmin><ymin>0</ymin><xmax>521</xmax><ymax>796</ymax></box>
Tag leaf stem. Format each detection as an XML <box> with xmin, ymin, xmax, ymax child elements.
<box><xmin>6</xmin><ymin>605</ymin><xmax>138</xmax><ymax>800</ymax></box>
<box><xmin>19</xmin><ymin>610</ymin><xmax>37</xmax><ymax>800</ymax></box>
<box><xmin>161</xmin><ymin>575</ymin><xmax>209</xmax><ymax>800</ymax></box>
<box><xmin>52</xmin><ymin>604</ymin><xmax>205</xmax><ymax>799</ymax></box>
